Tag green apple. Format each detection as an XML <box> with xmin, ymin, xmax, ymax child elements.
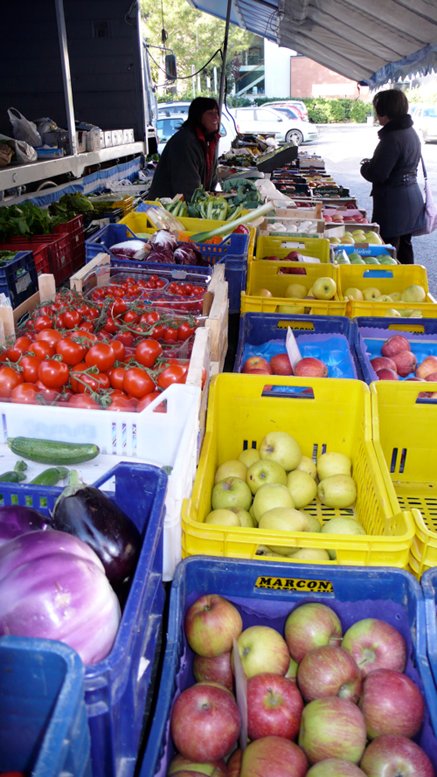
<box><xmin>401</xmin><ymin>284</ymin><xmax>426</xmax><ymax>303</ymax></box>
<box><xmin>259</xmin><ymin>507</ymin><xmax>310</xmax><ymax>554</ymax></box>
<box><xmin>375</xmin><ymin>294</ymin><xmax>393</xmax><ymax>302</ymax></box>
<box><xmin>305</xmin><ymin>515</ymin><xmax>322</xmax><ymax>532</ymax></box>
<box><xmin>378</xmin><ymin>254</ymin><xmax>397</xmax><ymax>265</ymax></box>
<box><xmin>384</xmin><ymin>308</ymin><xmax>402</xmax><ymax>317</ymax></box>
<box><xmin>352</xmin><ymin>230</ymin><xmax>366</xmax><ymax>242</ymax></box>
<box><xmin>329</xmin><ymin>236</ymin><xmax>342</xmax><ymax>244</ymax></box>
<box><xmin>317</xmin><ymin>451</ymin><xmax>352</xmax><ymax>480</ymax></box>
<box><xmin>321</xmin><ymin>516</ymin><xmax>366</xmax><ymax>558</ymax></box>
<box><xmin>406</xmin><ymin>309</ymin><xmax>423</xmax><ymax>318</ymax></box>
<box><xmin>235</xmin><ymin>625</ymin><xmax>290</xmax><ymax>678</ymax></box>
<box><xmin>238</xmin><ymin>448</ymin><xmax>260</xmax><ymax>468</ymax></box>
<box><xmin>211</xmin><ymin>477</ymin><xmax>252</xmax><ymax>511</ymax></box>
<box><xmin>285</xmin><ymin>282</ymin><xmax>308</xmax><ymax>299</ymax></box>
<box><xmin>260</xmin><ymin>431</ymin><xmax>302</xmax><ymax>472</ymax></box>
<box><xmin>349</xmin><ymin>253</ymin><xmax>366</xmax><ymax>264</ymax></box>
<box><xmin>204</xmin><ymin>508</ymin><xmax>242</xmax><ymax>526</ymax></box>
<box><xmin>343</xmin><ymin>287</ymin><xmax>363</xmax><ymax>301</ymax></box>
<box><xmin>296</xmin><ymin>455</ymin><xmax>317</xmax><ymax>480</ymax></box>
<box><xmin>318</xmin><ymin>474</ymin><xmax>357</xmax><ymax>508</ymax></box>
<box><xmin>290</xmin><ymin>547</ymin><xmax>330</xmax><ymax>561</ymax></box>
<box><xmin>363</xmin><ymin>255</ymin><xmax>379</xmax><ymax>265</ymax></box>
<box><xmin>247</xmin><ymin>458</ymin><xmax>287</xmax><ymax>494</ymax></box>
<box><xmin>276</xmin><ymin>304</ymin><xmax>306</xmax><ymax>314</ymax></box>
<box><xmin>363</xmin><ymin>287</ymin><xmax>381</xmax><ymax>301</ymax></box>
<box><xmin>252</xmin><ymin>482</ymin><xmax>294</xmax><ymax>523</ymax></box>
<box><xmin>287</xmin><ymin>469</ymin><xmax>318</xmax><ymax>508</ymax></box>
<box><xmin>364</xmin><ymin>230</ymin><xmax>383</xmax><ymax>245</ymax></box>
<box><xmin>390</xmin><ymin>291</ymin><xmax>401</xmax><ymax>301</ymax></box>
<box><xmin>342</xmin><ymin>232</ymin><xmax>355</xmax><ymax>244</ymax></box>
<box><xmin>215</xmin><ymin>459</ymin><xmax>247</xmax><ymax>483</ymax></box>
<box><xmin>312</xmin><ymin>277</ymin><xmax>337</xmax><ymax>300</ymax></box>
<box><xmin>233</xmin><ymin>508</ymin><xmax>256</xmax><ymax>528</ymax></box>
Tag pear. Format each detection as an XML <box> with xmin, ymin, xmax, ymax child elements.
<box><xmin>364</xmin><ymin>230</ymin><xmax>383</xmax><ymax>245</ymax></box>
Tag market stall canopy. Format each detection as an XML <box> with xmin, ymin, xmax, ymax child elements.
<box><xmin>187</xmin><ymin>0</ymin><xmax>437</xmax><ymax>87</ymax></box>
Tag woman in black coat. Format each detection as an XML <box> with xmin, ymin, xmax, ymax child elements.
<box><xmin>360</xmin><ymin>89</ymin><xmax>423</xmax><ymax>264</ymax></box>
<box><xmin>149</xmin><ymin>97</ymin><xmax>220</xmax><ymax>202</ymax></box>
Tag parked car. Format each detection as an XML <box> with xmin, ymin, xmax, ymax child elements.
<box><xmin>157</xmin><ymin>102</ymin><xmax>237</xmax><ymax>155</ymax></box>
<box><xmin>410</xmin><ymin>104</ymin><xmax>437</xmax><ymax>143</ymax></box>
<box><xmin>229</xmin><ymin>106</ymin><xmax>318</xmax><ymax>145</ymax></box>
<box><xmin>262</xmin><ymin>99</ymin><xmax>309</xmax><ymax>121</ymax></box>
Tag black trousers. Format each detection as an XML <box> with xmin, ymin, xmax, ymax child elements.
<box><xmin>381</xmin><ymin>233</ymin><xmax>414</xmax><ymax>264</ymax></box>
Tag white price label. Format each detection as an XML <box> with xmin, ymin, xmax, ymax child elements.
<box><xmin>286</xmin><ymin>327</ymin><xmax>302</xmax><ymax>369</ymax></box>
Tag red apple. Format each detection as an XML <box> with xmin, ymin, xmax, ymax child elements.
<box><xmin>269</xmin><ymin>352</ymin><xmax>294</xmax><ymax>375</ymax></box>
<box><xmin>193</xmin><ymin>651</ymin><xmax>234</xmax><ymax>691</ymax></box>
<box><xmin>391</xmin><ymin>349</ymin><xmax>417</xmax><ymax>376</ymax></box>
<box><xmin>425</xmin><ymin>371</ymin><xmax>437</xmax><ymax>381</ymax></box>
<box><xmin>416</xmin><ymin>355</ymin><xmax>437</xmax><ymax>380</ymax></box>
<box><xmin>370</xmin><ymin>356</ymin><xmax>397</xmax><ymax>373</ymax></box>
<box><xmin>168</xmin><ymin>754</ymin><xmax>228</xmax><ymax>775</ymax></box>
<box><xmin>299</xmin><ymin>696</ymin><xmax>367</xmax><ymax>764</ymax></box>
<box><xmin>235</xmin><ymin>625</ymin><xmax>291</xmax><ymax>678</ymax></box>
<box><xmin>240</xmin><ymin>736</ymin><xmax>308</xmax><ymax>777</ymax></box>
<box><xmin>341</xmin><ymin>617</ymin><xmax>406</xmax><ymax>676</ymax></box>
<box><xmin>381</xmin><ymin>335</ymin><xmax>411</xmax><ymax>358</ymax></box>
<box><xmin>285</xmin><ymin>603</ymin><xmax>342</xmax><ymax>663</ymax></box>
<box><xmin>297</xmin><ymin>645</ymin><xmax>361</xmax><ymax>703</ymax></box>
<box><xmin>360</xmin><ymin>668</ymin><xmax>425</xmax><ymax>739</ymax></box>
<box><xmin>184</xmin><ymin>594</ymin><xmax>243</xmax><ymax>657</ymax></box>
<box><xmin>306</xmin><ymin>759</ymin><xmax>367</xmax><ymax>776</ymax></box>
<box><xmin>242</xmin><ymin>356</ymin><xmax>272</xmax><ymax>374</ymax></box>
<box><xmin>376</xmin><ymin>368</ymin><xmax>399</xmax><ymax>380</ymax></box>
<box><xmin>294</xmin><ymin>357</ymin><xmax>328</xmax><ymax>378</ymax></box>
<box><xmin>247</xmin><ymin>672</ymin><xmax>304</xmax><ymax>740</ymax></box>
<box><xmin>227</xmin><ymin>749</ymin><xmax>242</xmax><ymax>777</ymax></box>
<box><xmin>170</xmin><ymin>683</ymin><xmax>240</xmax><ymax>762</ymax></box>
<box><xmin>360</xmin><ymin>734</ymin><xmax>434</xmax><ymax>777</ymax></box>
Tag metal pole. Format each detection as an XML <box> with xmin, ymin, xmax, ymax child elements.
<box><xmin>218</xmin><ymin>0</ymin><xmax>232</xmax><ymax>118</ymax></box>
<box><xmin>55</xmin><ymin>0</ymin><xmax>77</xmax><ymax>155</ymax></box>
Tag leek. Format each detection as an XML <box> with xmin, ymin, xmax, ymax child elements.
<box><xmin>190</xmin><ymin>201</ymin><xmax>274</xmax><ymax>242</ymax></box>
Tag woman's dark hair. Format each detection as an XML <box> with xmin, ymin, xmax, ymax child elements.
<box><xmin>187</xmin><ymin>97</ymin><xmax>219</xmax><ymax>126</ymax></box>
<box><xmin>373</xmin><ymin>89</ymin><xmax>409</xmax><ymax>120</ymax></box>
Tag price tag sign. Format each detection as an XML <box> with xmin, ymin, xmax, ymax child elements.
<box><xmin>286</xmin><ymin>327</ymin><xmax>302</xmax><ymax>369</ymax></box>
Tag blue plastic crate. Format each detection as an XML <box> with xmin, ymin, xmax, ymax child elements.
<box><xmin>0</xmin><ymin>462</ymin><xmax>168</xmax><ymax>777</ymax></box>
<box><xmin>225</xmin><ymin>255</ymin><xmax>247</xmax><ymax>315</ymax></box>
<box><xmin>421</xmin><ymin>569</ymin><xmax>437</xmax><ymax>692</ymax></box>
<box><xmin>234</xmin><ymin>312</ymin><xmax>361</xmax><ymax>378</ymax></box>
<box><xmin>354</xmin><ymin>316</ymin><xmax>437</xmax><ymax>383</ymax></box>
<box><xmin>85</xmin><ymin>223</ymin><xmax>139</xmax><ymax>262</ymax></box>
<box><xmin>140</xmin><ymin>557</ymin><xmax>437</xmax><ymax>776</ymax></box>
<box><xmin>0</xmin><ymin>635</ymin><xmax>92</xmax><ymax>777</ymax></box>
<box><xmin>0</xmin><ymin>249</ymin><xmax>38</xmax><ymax>307</ymax></box>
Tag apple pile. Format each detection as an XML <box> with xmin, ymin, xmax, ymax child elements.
<box><xmin>204</xmin><ymin>431</ymin><xmax>364</xmax><ymax>559</ymax></box>
<box><xmin>167</xmin><ymin>596</ymin><xmax>434</xmax><ymax>776</ymax></box>
<box><xmin>342</xmin><ymin>284</ymin><xmax>428</xmax><ymax>318</ymax></box>
<box><xmin>370</xmin><ymin>335</ymin><xmax>437</xmax><ymax>384</ymax></box>
<box><xmin>242</xmin><ymin>352</ymin><xmax>328</xmax><ymax>379</ymax></box>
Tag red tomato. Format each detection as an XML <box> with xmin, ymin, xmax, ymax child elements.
<box><xmin>95</xmin><ymin>372</ymin><xmax>111</xmax><ymax>390</ymax></box>
<box><xmin>60</xmin><ymin>309</ymin><xmax>82</xmax><ymax>329</ymax></box>
<box><xmin>38</xmin><ymin>359</ymin><xmax>70</xmax><ymax>389</ymax></box>
<box><xmin>140</xmin><ymin>311</ymin><xmax>160</xmax><ymax>327</ymax></box>
<box><xmin>68</xmin><ymin>393</ymin><xmax>101</xmax><ymax>409</ymax></box>
<box><xmin>107</xmin><ymin>394</ymin><xmax>138</xmax><ymax>411</ymax></box>
<box><xmin>34</xmin><ymin>380</ymin><xmax>62</xmax><ymax>402</ymax></box>
<box><xmin>177</xmin><ymin>322</ymin><xmax>196</xmax><ymax>341</ymax></box>
<box><xmin>85</xmin><ymin>343</ymin><xmax>116</xmax><ymax>373</ymax></box>
<box><xmin>161</xmin><ymin>325</ymin><xmax>180</xmax><ymax>344</ymax></box>
<box><xmin>4</xmin><ymin>335</ymin><xmax>32</xmax><ymax>362</ymax></box>
<box><xmin>123</xmin><ymin>309</ymin><xmax>140</xmax><ymax>325</ymax></box>
<box><xmin>111</xmin><ymin>299</ymin><xmax>128</xmax><ymax>316</ymax></box>
<box><xmin>56</xmin><ymin>337</ymin><xmax>87</xmax><ymax>366</ymax></box>
<box><xmin>102</xmin><ymin>317</ymin><xmax>118</xmax><ymax>335</ymax></box>
<box><xmin>35</xmin><ymin>328</ymin><xmax>63</xmax><ymax>350</ymax></box>
<box><xmin>116</xmin><ymin>330</ymin><xmax>135</xmax><ymax>348</ymax></box>
<box><xmin>32</xmin><ymin>314</ymin><xmax>53</xmax><ymax>332</ymax></box>
<box><xmin>72</xmin><ymin>330</ymin><xmax>98</xmax><ymax>345</ymax></box>
<box><xmin>29</xmin><ymin>340</ymin><xmax>55</xmax><ymax>360</ymax></box>
<box><xmin>109</xmin><ymin>339</ymin><xmax>126</xmax><ymax>362</ymax></box>
<box><xmin>134</xmin><ymin>338</ymin><xmax>163</xmax><ymax>368</ymax></box>
<box><xmin>20</xmin><ymin>354</ymin><xmax>41</xmax><ymax>382</ymax></box>
<box><xmin>0</xmin><ymin>366</ymin><xmax>23</xmax><ymax>398</ymax></box>
<box><xmin>123</xmin><ymin>367</ymin><xmax>155</xmax><ymax>399</ymax></box>
<box><xmin>157</xmin><ymin>364</ymin><xmax>187</xmax><ymax>390</ymax></box>
<box><xmin>108</xmin><ymin>366</ymin><xmax>126</xmax><ymax>391</ymax></box>
<box><xmin>136</xmin><ymin>390</ymin><xmax>163</xmax><ymax>411</ymax></box>
<box><xmin>10</xmin><ymin>382</ymin><xmax>40</xmax><ymax>404</ymax></box>
<box><xmin>70</xmin><ymin>364</ymin><xmax>100</xmax><ymax>394</ymax></box>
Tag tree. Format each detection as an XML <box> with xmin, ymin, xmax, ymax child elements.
<box><xmin>141</xmin><ymin>0</ymin><xmax>259</xmax><ymax>98</ymax></box>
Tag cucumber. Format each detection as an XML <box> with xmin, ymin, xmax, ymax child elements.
<box><xmin>8</xmin><ymin>437</ymin><xmax>100</xmax><ymax>465</ymax></box>
<box><xmin>30</xmin><ymin>466</ymin><xmax>70</xmax><ymax>486</ymax></box>
<box><xmin>0</xmin><ymin>459</ymin><xmax>28</xmax><ymax>482</ymax></box>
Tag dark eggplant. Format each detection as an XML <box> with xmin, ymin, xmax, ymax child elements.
<box><xmin>50</xmin><ymin>471</ymin><xmax>141</xmax><ymax>589</ymax></box>
<box><xmin>0</xmin><ymin>504</ymin><xmax>50</xmax><ymax>547</ymax></box>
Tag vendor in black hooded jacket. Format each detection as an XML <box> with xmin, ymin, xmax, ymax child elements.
<box><xmin>149</xmin><ymin>97</ymin><xmax>220</xmax><ymax>202</ymax></box>
<box><xmin>360</xmin><ymin>89</ymin><xmax>423</xmax><ymax>264</ymax></box>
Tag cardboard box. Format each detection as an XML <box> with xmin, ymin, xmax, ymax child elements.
<box><xmin>103</xmin><ymin>130</ymin><xmax>113</xmax><ymax>148</ymax></box>
<box><xmin>122</xmin><ymin>128</ymin><xmax>135</xmax><ymax>143</ymax></box>
<box><xmin>111</xmin><ymin>129</ymin><xmax>123</xmax><ymax>146</ymax></box>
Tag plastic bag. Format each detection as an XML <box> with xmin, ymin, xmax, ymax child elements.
<box><xmin>7</xmin><ymin>107</ymin><xmax>42</xmax><ymax>146</ymax></box>
<box><xmin>0</xmin><ymin>134</ymin><xmax>37</xmax><ymax>164</ymax></box>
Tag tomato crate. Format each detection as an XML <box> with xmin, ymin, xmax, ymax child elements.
<box><xmin>0</xmin><ymin>462</ymin><xmax>168</xmax><ymax>777</ymax></box>
<box><xmin>421</xmin><ymin>568</ymin><xmax>437</xmax><ymax>693</ymax></box>
<box><xmin>234</xmin><ymin>312</ymin><xmax>360</xmax><ymax>378</ymax></box>
<box><xmin>242</xmin><ymin>260</ymin><xmax>347</xmax><ymax>316</ymax></box>
<box><xmin>336</xmin><ymin>264</ymin><xmax>437</xmax><ymax>317</ymax></box>
<box><xmin>0</xmin><ymin>636</ymin><xmax>92</xmax><ymax>777</ymax></box>
<box><xmin>0</xmin><ymin>240</ymin><xmax>51</xmax><ymax>275</ymax></box>
<box><xmin>0</xmin><ymin>249</ymin><xmax>38</xmax><ymax>307</ymax></box>
<box><xmin>139</xmin><ymin>557</ymin><xmax>437</xmax><ymax>776</ymax></box>
<box><xmin>370</xmin><ymin>380</ymin><xmax>437</xmax><ymax>578</ymax></box>
<box><xmin>255</xmin><ymin>234</ymin><xmax>331</xmax><ymax>263</ymax></box>
<box><xmin>6</xmin><ymin>232</ymin><xmax>74</xmax><ymax>286</ymax></box>
<box><xmin>354</xmin><ymin>316</ymin><xmax>437</xmax><ymax>383</ymax></box>
<box><xmin>53</xmin><ymin>214</ymin><xmax>85</xmax><ymax>274</ymax></box>
<box><xmin>182</xmin><ymin>374</ymin><xmax>414</xmax><ymax>567</ymax></box>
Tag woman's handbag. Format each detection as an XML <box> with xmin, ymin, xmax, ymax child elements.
<box><xmin>413</xmin><ymin>156</ymin><xmax>437</xmax><ymax>236</ymax></box>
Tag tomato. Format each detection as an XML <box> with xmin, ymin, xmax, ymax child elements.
<box><xmin>108</xmin><ymin>366</ymin><xmax>126</xmax><ymax>391</ymax></box>
<box><xmin>136</xmin><ymin>390</ymin><xmax>163</xmax><ymax>411</ymax></box>
<box><xmin>140</xmin><ymin>310</ymin><xmax>160</xmax><ymax>327</ymax></box>
<box><xmin>60</xmin><ymin>309</ymin><xmax>82</xmax><ymax>329</ymax></box>
<box><xmin>111</xmin><ymin>299</ymin><xmax>128</xmax><ymax>316</ymax></box>
<box><xmin>162</xmin><ymin>325</ymin><xmax>180</xmax><ymax>344</ymax></box>
<box><xmin>38</xmin><ymin>359</ymin><xmax>70</xmax><ymax>389</ymax></box>
<box><xmin>123</xmin><ymin>367</ymin><xmax>155</xmax><ymax>399</ymax></box>
<box><xmin>177</xmin><ymin>322</ymin><xmax>196</xmax><ymax>341</ymax></box>
<box><xmin>56</xmin><ymin>337</ymin><xmax>87</xmax><ymax>366</ymax></box>
<box><xmin>29</xmin><ymin>340</ymin><xmax>55</xmax><ymax>360</ymax></box>
<box><xmin>95</xmin><ymin>372</ymin><xmax>111</xmax><ymax>390</ymax></box>
<box><xmin>157</xmin><ymin>364</ymin><xmax>187</xmax><ymax>390</ymax></box>
<box><xmin>0</xmin><ymin>366</ymin><xmax>23</xmax><ymax>398</ymax></box>
<box><xmin>135</xmin><ymin>338</ymin><xmax>163</xmax><ymax>368</ymax></box>
<box><xmin>85</xmin><ymin>343</ymin><xmax>116</xmax><ymax>373</ymax></box>
<box><xmin>35</xmin><ymin>328</ymin><xmax>63</xmax><ymax>350</ymax></box>
<box><xmin>102</xmin><ymin>317</ymin><xmax>118</xmax><ymax>335</ymax></box>
<box><xmin>68</xmin><ymin>393</ymin><xmax>101</xmax><ymax>409</ymax></box>
<box><xmin>116</xmin><ymin>330</ymin><xmax>135</xmax><ymax>348</ymax></box>
<box><xmin>10</xmin><ymin>382</ymin><xmax>40</xmax><ymax>404</ymax></box>
<box><xmin>20</xmin><ymin>354</ymin><xmax>42</xmax><ymax>382</ymax></box>
<box><xmin>72</xmin><ymin>329</ymin><xmax>98</xmax><ymax>345</ymax></box>
<box><xmin>4</xmin><ymin>335</ymin><xmax>32</xmax><ymax>362</ymax></box>
<box><xmin>34</xmin><ymin>380</ymin><xmax>62</xmax><ymax>402</ymax></box>
<box><xmin>33</xmin><ymin>314</ymin><xmax>53</xmax><ymax>332</ymax></box>
<box><xmin>70</xmin><ymin>364</ymin><xmax>100</xmax><ymax>394</ymax></box>
<box><xmin>108</xmin><ymin>394</ymin><xmax>138</xmax><ymax>411</ymax></box>
<box><xmin>109</xmin><ymin>339</ymin><xmax>126</xmax><ymax>362</ymax></box>
<box><xmin>123</xmin><ymin>309</ymin><xmax>140</xmax><ymax>325</ymax></box>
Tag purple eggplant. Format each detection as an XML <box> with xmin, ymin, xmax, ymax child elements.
<box><xmin>50</xmin><ymin>471</ymin><xmax>141</xmax><ymax>590</ymax></box>
<box><xmin>0</xmin><ymin>504</ymin><xmax>50</xmax><ymax>548</ymax></box>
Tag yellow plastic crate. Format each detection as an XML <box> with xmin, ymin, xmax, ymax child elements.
<box><xmin>336</xmin><ymin>264</ymin><xmax>437</xmax><ymax>317</ymax></box>
<box><xmin>255</xmin><ymin>234</ymin><xmax>331</xmax><ymax>263</ymax></box>
<box><xmin>370</xmin><ymin>380</ymin><xmax>437</xmax><ymax>577</ymax></box>
<box><xmin>242</xmin><ymin>260</ymin><xmax>347</xmax><ymax>316</ymax></box>
<box><xmin>181</xmin><ymin>374</ymin><xmax>414</xmax><ymax>567</ymax></box>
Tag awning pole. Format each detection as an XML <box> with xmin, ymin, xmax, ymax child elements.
<box><xmin>218</xmin><ymin>0</ymin><xmax>233</xmax><ymax>117</ymax></box>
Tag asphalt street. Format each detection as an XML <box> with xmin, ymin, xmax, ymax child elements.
<box><xmin>310</xmin><ymin>124</ymin><xmax>437</xmax><ymax>295</ymax></box>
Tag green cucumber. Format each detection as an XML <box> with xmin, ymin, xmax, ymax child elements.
<box><xmin>30</xmin><ymin>466</ymin><xmax>70</xmax><ymax>486</ymax></box>
<box><xmin>7</xmin><ymin>437</ymin><xmax>100</xmax><ymax>465</ymax></box>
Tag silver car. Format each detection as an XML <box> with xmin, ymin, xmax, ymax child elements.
<box><xmin>229</xmin><ymin>106</ymin><xmax>318</xmax><ymax>145</ymax></box>
<box><xmin>410</xmin><ymin>104</ymin><xmax>437</xmax><ymax>143</ymax></box>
